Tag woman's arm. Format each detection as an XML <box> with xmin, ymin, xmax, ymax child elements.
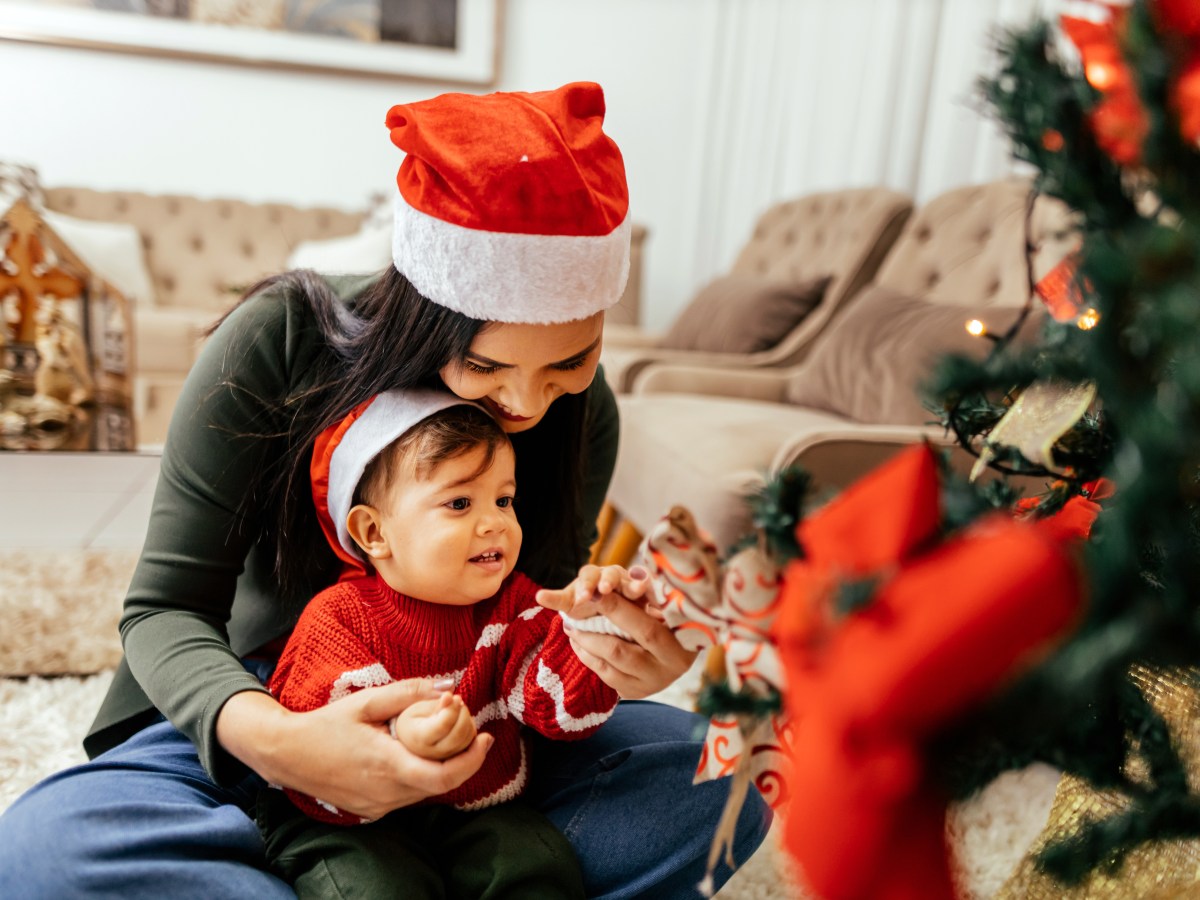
<box><xmin>119</xmin><ymin>289</ymin><xmax>299</xmax><ymax>783</ymax></box>
<box><xmin>217</xmin><ymin>684</ymin><xmax>492</xmax><ymax>820</ymax></box>
<box><xmin>119</xmin><ymin>282</ymin><xmax>491</xmax><ymax>807</ymax></box>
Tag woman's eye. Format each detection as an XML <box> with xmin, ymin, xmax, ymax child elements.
<box><xmin>497</xmin><ymin>496</ymin><xmax>513</xmax><ymax>509</ymax></box>
<box><xmin>463</xmin><ymin>360</ymin><xmax>499</xmax><ymax>376</ymax></box>
<box><xmin>446</xmin><ymin>497</ymin><xmax>471</xmax><ymax>511</ymax></box>
<box><xmin>553</xmin><ymin>357</ymin><xmax>588</xmax><ymax>372</ymax></box>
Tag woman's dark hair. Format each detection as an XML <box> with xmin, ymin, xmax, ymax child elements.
<box><xmin>211</xmin><ymin>266</ymin><xmax>585</xmax><ymax>603</ymax></box>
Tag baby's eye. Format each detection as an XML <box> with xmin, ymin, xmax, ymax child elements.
<box><xmin>497</xmin><ymin>496</ymin><xmax>513</xmax><ymax>509</ymax></box>
<box><xmin>446</xmin><ymin>497</ymin><xmax>471</xmax><ymax>511</ymax></box>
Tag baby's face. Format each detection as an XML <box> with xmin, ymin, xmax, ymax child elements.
<box><xmin>372</xmin><ymin>442</ymin><xmax>521</xmax><ymax>605</ymax></box>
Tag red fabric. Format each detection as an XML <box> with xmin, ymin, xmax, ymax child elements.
<box><xmin>1034</xmin><ymin>254</ymin><xmax>1090</xmax><ymax>323</ymax></box>
<box><xmin>1173</xmin><ymin>52</ymin><xmax>1200</xmax><ymax>144</ymax></box>
<box><xmin>1014</xmin><ymin>478</ymin><xmax>1115</xmax><ymax>543</ymax></box>
<box><xmin>310</xmin><ymin>397</ymin><xmax>376</xmax><ymax>582</ymax></box>
<box><xmin>385</xmin><ymin>82</ymin><xmax>628</xmax><ymax>236</ymax></box>
<box><xmin>1061</xmin><ymin>9</ymin><xmax>1149</xmax><ymax>165</ymax></box>
<box><xmin>1155</xmin><ymin>0</ymin><xmax>1200</xmax><ymax>37</ymax></box>
<box><xmin>269</xmin><ymin>571</ymin><xmax>618</xmax><ymax>824</ymax></box>
<box><xmin>774</xmin><ymin>444</ymin><xmax>1086</xmax><ymax>900</ymax></box>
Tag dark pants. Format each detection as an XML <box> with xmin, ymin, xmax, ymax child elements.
<box><xmin>258</xmin><ymin>789</ymin><xmax>584</xmax><ymax>900</ymax></box>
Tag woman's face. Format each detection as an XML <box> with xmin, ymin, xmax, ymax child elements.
<box><xmin>440</xmin><ymin>313</ymin><xmax>604</xmax><ymax>433</ymax></box>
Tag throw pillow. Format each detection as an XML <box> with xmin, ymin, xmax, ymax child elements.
<box><xmin>286</xmin><ymin>199</ymin><xmax>393</xmax><ymax>275</ymax></box>
<box><xmin>41</xmin><ymin>210</ymin><xmax>156</xmax><ymax>308</ymax></box>
<box><xmin>784</xmin><ymin>285</ymin><xmax>1034</xmax><ymax>425</ymax></box>
<box><xmin>659</xmin><ymin>273</ymin><xmax>831</xmax><ymax>354</ymax></box>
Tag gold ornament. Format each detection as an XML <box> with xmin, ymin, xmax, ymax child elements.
<box><xmin>970</xmin><ymin>381</ymin><xmax>1097</xmax><ymax>481</ymax></box>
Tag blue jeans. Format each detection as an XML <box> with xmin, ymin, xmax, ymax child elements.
<box><xmin>0</xmin><ymin>664</ymin><xmax>771</xmax><ymax>899</ymax></box>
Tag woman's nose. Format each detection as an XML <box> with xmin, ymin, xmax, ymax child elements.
<box><xmin>503</xmin><ymin>377</ymin><xmax>555</xmax><ymax>417</ymax></box>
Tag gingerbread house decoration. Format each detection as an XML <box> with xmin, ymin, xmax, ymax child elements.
<box><xmin>0</xmin><ymin>199</ymin><xmax>136</xmax><ymax>450</ymax></box>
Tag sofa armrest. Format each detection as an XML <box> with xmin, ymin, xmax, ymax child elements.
<box><xmin>631</xmin><ymin>364</ymin><xmax>792</xmax><ymax>402</ymax></box>
<box><xmin>771</xmin><ymin>425</ymin><xmax>953</xmax><ymax>493</ymax></box>
<box><xmin>773</xmin><ymin>426</ymin><xmax>1051</xmax><ymax>501</ymax></box>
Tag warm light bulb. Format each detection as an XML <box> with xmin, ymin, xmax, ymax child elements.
<box><xmin>966</xmin><ymin>319</ymin><xmax>987</xmax><ymax>337</ymax></box>
<box><xmin>1086</xmin><ymin>61</ymin><xmax>1116</xmax><ymax>90</ymax></box>
<box><xmin>1077</xmin><ymin>308</ymin><xmax>1101</xmax><ymax>330</ymax></box>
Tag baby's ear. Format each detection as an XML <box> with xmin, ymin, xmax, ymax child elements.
<box><xmin>346</xmin><ymin>504</ymin><xmax>391</xmax><ymax>559</ymax></box>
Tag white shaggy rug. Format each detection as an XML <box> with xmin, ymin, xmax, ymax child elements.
<box><xmin>0</xmin><ymin>550</ymin><xmax>1058</xmax><ymax>898</ymax></box>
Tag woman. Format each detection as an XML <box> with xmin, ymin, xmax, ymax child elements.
<box><xmin>0</xmin><ymin>82</ymin><xmax>770</xmax><ymax>898</ymax></box>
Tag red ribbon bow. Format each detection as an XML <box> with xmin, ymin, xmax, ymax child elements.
<box><xmin>774</xmin><ymin>444</ymin><xmax>1086</xmax><ymax>900</ymax></box>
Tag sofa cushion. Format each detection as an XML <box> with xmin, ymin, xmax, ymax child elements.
<box><xmin>136</xmin><ymin>307</ymin><xmax>215</xmax><ymax>373</ymax></box>
<box><xmin>784</xmin><ymin>285</ymin><xmax>1029</xmax><ymax>425</ymax></box>
<box><xmin>42</xmin><ymin>210</ymin><xmax>156</xmax><ymax>308</ymax></box>
<box><xmin>659</xmin><ymin>274</ymin><xmax>830</xmax><ymax>354</ymax></box>
<box><xmin>286</xmin><ymin>215</ymin><xmax>393</xmax><ymax>275</ymax></box>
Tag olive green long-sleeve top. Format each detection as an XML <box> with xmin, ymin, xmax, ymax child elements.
<box><xmin>83</xmin><ymin>274</ymin><xmax>620</xmax><ymax>785</ymax></box>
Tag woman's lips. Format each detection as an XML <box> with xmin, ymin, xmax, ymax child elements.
<box><xmin>484</xmin><ymin>398</ymin><xmax>531</xmax><ymax>422</ymax></box>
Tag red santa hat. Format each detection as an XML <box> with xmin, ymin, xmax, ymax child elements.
<box><xmin>384</xmin><ymin>81</ymin><xmax>631</xmax><ymax>324</ymax></box>
<box><xmin>312</xmin><ymin>389</ymin><xmax>482</xmax><ymax>578</ymax></box>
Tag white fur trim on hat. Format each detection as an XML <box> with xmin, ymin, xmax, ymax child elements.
<box><xmin>392</xmin><ymin>195</ymin><xmax>631</xmax><ymax>324</ymax></box>
<box><xmin>328</xmin><ymin>390</ymin><xmax>481</xmax><ymax>561</ymax></box>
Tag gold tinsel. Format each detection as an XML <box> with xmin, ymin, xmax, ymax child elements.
<box><xmin>996</xmin><ymin>666</ymin><xmax>1200</xmax><ymax>898</ymax></box>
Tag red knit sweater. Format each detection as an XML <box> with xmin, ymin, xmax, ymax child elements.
<box><xmin>268</xmin><ymin>571</ymin><xmax>619</xmax><ymax>824</ymax></box>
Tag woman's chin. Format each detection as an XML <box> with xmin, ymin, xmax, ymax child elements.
<box><xmin>496</xmin><ymin>413</ymin><xmax>544</xmax><ymax>433</ymax></box>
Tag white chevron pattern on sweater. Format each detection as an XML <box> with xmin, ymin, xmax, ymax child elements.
<box><xmin>328</xmin><ymin>663</ymin><xmax>393</xmax><ymax>702</ymax></box>
<box><xmin>473</xmin><ymin>698</ymin><xmax>509</xmax><ymax>727</ymax></box>
<box><xmin>454</xmin><ymin>739</ymin><xmax>528</xmax><ymax>811</ymax></box>
<box><xmin>475</xmin><ymin>623</ymin><xmax>507</xmax><ymax>650</ymax></box>
<box><xmin>504</xmin><ymin>647</ymin><xmax>539</xmax><ymax>725</ymax></box>
<box><xmin>535</xmin><ymin>660</ymin><xmax>617</xmax><ymax>732</ymax></box>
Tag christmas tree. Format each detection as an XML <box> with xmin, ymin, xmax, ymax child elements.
<box><xmin>685</xmin><ymin>0</ymin><xmax>1200</xmax><ymax>893</ymax></box>
<box><xmin>922</xmin><ymin>0</ymin><xmax>1200</xmax><ymax>884</ymax></box>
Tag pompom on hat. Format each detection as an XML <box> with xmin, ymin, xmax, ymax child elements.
<box><xmin>311</xmin><ymin>389</ymin><xmax>483</xmax><ymax>579</ymax></box>
<box><xmin>385</xmin><ymin>81</ymin><xmax>631</xmax><ymax>324</ymax></box>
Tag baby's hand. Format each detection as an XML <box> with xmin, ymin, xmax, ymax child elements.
<box><xmin>388</xmin><ymin>692</ymin><xmax>477</xmax><ymax>761</ymax></box>
<box><xmin>536</xmin><ymin>565</ymin><xmax>653</xmax><ymax>639</ymax></box>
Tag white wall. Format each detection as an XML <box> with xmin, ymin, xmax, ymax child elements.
<box><xmin>0</xmin><ymin>0</ymin><xmax>1054</xmax><ymax>329</ymax></box>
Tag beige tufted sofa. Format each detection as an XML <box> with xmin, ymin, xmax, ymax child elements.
<box><xmin>600</xmin><ymin>178</ymin><xmax>1076</xmax><ymax>552</ymax></box>
<box><xmin>42</xmin><ymin>186</ymin><xmax>649</xmax><ymax>446</ymax></box>
<box><xmin>43</xmin><ymin>188</ymin><xmax>365</xmax><ymax>445</ymax></box>
<box><xmin>601</xmin><ymin>187</ymin><xmax>913</xmax><ymax>393</ymax></box>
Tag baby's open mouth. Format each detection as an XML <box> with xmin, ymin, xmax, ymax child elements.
<box><xmin>470</xmin><ymin>551</ymin><xmax>502</xmax><ymax>563</ymax></box>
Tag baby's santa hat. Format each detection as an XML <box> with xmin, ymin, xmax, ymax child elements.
<box><xmin>312</xmin><ymin>389</ymin><xmax>481</xmax><ymax>579</ymax></box>
<box><xmin>385</xmin><ymin>81</ymin><xmax>630</xmax><ymax>324</ymax></box>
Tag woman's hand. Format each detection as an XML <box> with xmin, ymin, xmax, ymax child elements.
<box><xmin>217</xmin><ymin>679</ymin><xmax>492</xmax><ymax>820</ymax></box>
<box><xmin>536</xmin><ymin>564</ymin><xmax>652</xmax><ymax>621</ymax></box>
<box><xmin>537</xmin><ymin>564</ymin><xmax>696</xmax><ymax>699</ymax></box>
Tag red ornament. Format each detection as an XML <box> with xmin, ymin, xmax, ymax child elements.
<box><xmin>1173</xmin><ymin>52</ymin><xmax>1200</xmax><ymax>144</ymax></box>
<box><xmin>1061</xmin><ymin>11</ymin><xmax>1150</xmax><ymax>165</ymax></box>
<box><xmin>1042</xmin><ymin>128</ymin><xmax>1066</xmax><ymax>151</ymax></box>
<box><xmin>1035</xmin><ymin>254</ymin><xmax>1092</xmax><ymax>322</ymax></box>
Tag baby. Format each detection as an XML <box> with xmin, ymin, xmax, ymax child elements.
<box><xmin>259</xmin><ymin>390</ymin><xmax>640</xmax><ymax>900</ymax></box>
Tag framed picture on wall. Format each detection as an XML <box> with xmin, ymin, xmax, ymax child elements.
<box><xmin>0</xmin><ymin>0</ymin><xmax>502</xmax><ymax>84</ymax></box>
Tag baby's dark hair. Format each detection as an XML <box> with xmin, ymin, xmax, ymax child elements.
<box><xmin>354</xmin><ymin>404</ymin><xmax>510</xmax><ymax>509</ymax></box>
